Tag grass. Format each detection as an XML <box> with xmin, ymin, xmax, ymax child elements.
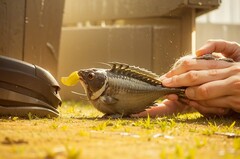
<box><xmin>0</xmin><ymin>101</ymin><xmax>239</xmax><ymax>159</ymax></box>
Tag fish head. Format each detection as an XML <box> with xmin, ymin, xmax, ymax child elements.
<box><xmin>78</xmin><ymin>69</ymin><xmax>108</xmax><ymax>100</ymax></box>
<box><xmin>61</xmin><ymin>68</ymin><xmax>108</xmax><ymax>100</ymax></box>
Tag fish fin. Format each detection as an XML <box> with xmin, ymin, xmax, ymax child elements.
<box><xmin>99</xmin><ymin>95</ymin><xmax>118</xmax><ymax>105</ymax></box>
<box><xmin>108</xmin><ymin>62</ymin><xmax>162</xmax><ymax>86</ymax></box>
<box><xmin>108</xmin><ymin>62</ymin><xmax>159</xmax><ymax>78</ymax></box>
<box><xmin>97</xmin><ymin>62</ymin><xmax>112</xmax><ymax>68</ymax></box>
<box><xmin>71</xmin><ymin>91</ymin><xmax>89</xmax><ymax>101</ymax></box>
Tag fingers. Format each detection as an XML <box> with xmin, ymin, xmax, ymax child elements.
<box><xmin>163</xmin><ymin>65</ymin><xmax>235</xmax><ymax>87</ymax></box>
<box><xmin>185</xmin><ymin>80</ymin><xmax>233</xmax><ymax>100</ymax></box>
<box><xmin>189</xmin><ymin>101</ymin><xmax>230</xmax><ymax>116</ymax></box>
<box><xmin>193</xmin><ymin>96</ymin><xmax>232</xmax><ymax>109</ymax></box>
<box><xmin>131</xmin><ymin>103</ymin><xmax>169</xmax><ymax>118</ymax></box>
<box><xmin>166</xmin><ymin>93</ymin><xmax>239</xmax><ymax>114</ymax></box>
<box><xmin>214</xmin><ymin>96</ymin><xmax>240</xmax><ymax>113</ymax></box>
<box><xmin>221</xmin><ymin>96</ymin><xmax>240</xmax><ymax>113</ymax></box>
<box><xmin>131</xmin><ymin>100</ymin><xmax>186</xmax><ymax>118</ymax></box>
<box><xmin>165</xmin><ymin>94</ymin><xmax>179</xmax><ymax>101</ymax></box>
<box><xmin>189</xmin><ymin>95</ymin><xmax>240</xmax><ymax>115</ymax></box>
<box><xmin>196</xmin><ymin>39</ymin><xmax>240</xmax><ymax>61</ymax></box>
<box><xmin>165</xmin><ymin>58</ymin><xmax>232</xmax><ymax>79</ymax></box>
<box><xmin>185</xmin><ymin>71</ymin><xmax>240</xmax><ymax>100</ymax></box>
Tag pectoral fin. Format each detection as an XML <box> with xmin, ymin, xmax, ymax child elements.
<box><xmin>99</xmin><ymin>95</ymin><xmax>118</xmax><ymax>105</ymax></box>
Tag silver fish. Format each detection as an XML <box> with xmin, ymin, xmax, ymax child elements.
<box><xmin>61</xmin><ymin>62</ymin><xmax>185</xmax><ymax>116</ymax></box>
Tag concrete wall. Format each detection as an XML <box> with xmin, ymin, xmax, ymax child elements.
<box><xmin>196</xmin><ymin>23</ymin><xmax>240</xmax><ymax>49</ymax></box>
<box><xmin>0</xmin><ymin>0</ymin><xmax>65</xmax><ymax>77</ymax></box>
<box><xmin>196</xmin><ymin>0</ymin><xmax>240</xmax><ymax>48</ymax></box>
<box><xmin>58</xmin><ymin>0</ymin><xmax>220</xmax><ymax>100</ymax></box>
<box><xmin>58</xmin><ymin>20</ymin><xmax>183</xmax><ymax>100</ymax></box>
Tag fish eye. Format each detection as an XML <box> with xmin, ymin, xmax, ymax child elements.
<box><xmin>87</xmin><ymin>72</ymin><xmax>95</xmax><ymax>80</ymax></box>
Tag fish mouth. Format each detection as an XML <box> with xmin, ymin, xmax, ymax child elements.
<box><xmin>61</xmin><ymin>70</ymin><xmax>90</xmax><ymax>98</ymax></box>
<box><xmin>77</xmin><ymin>71</ymin><xmax>87</xmax><ymax>84</ymax></box>
<box><xmin>61</xmin><ymin>70</ymin><xmax>87</xmax><ymax>86</ymax></box>
<box><xmin>75</xmin><ymin>71</ymin><xmax>89</xmax><ymax>96</ymax></box>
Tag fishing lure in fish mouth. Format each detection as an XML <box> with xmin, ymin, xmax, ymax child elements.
<box><xmin>61</xmin><ymin>71</ymin><xmax>79</xmax><ymax>86</ymax></box>
<box><xmin>61</xmin><ymin>62</ymin><xmax>186</xmax><ymax>116</ymax></box>
<box><xmin>62</xmin><ymin>68</ymin><xmax>108</xmax><ymax>100</ymax></box>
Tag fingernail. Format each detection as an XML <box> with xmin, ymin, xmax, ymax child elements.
<box><xmin>186</xmin><ymin>88</ymin><xmax>195</xmax><ymax>99</ymax></box>
<box><xmin>162</xmin><ymin>78</ymin><xmax>172</xmax><ymax>86</ymax></box>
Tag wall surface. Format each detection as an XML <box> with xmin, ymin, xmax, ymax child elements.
<box><xmin>58</xmin><ymin>0</ymin><xmax>220</xmax><ymax>100</ymax></box>
<box><xmin>196</xmin><ymin>0</ymin><xmax>240</xmax><ymax>49</ymax></box>
<box><xmin>0</xmin><ymin>0</ymin><xmax>25</xmax><ymax>60</ymax></box>
<box><xmin>0</xmin><ymin>0</ymin><xmax>65</xmax><ymax>77</ymax></box>
<box><xmin>58</xmin><ymin>22</ymin><xmax>183</xmax><ymax>100</ymax></box>
<box><xmin>196</xmin><ymin>23</ymin><xmax>240</xmax><ymax>49</ymax></box>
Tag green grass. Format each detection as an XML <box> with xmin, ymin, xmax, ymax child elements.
<box><xmin>0</xmin><ymin>101</ymin><xmax>239</xmax><ymax>159</ymax></box>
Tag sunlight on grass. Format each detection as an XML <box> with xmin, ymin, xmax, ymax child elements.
<box><xmin>0</xmin><ymin>101</ymin><xmax>239</xmax><ymax>159</ymax></box>
<box><xmin>59</xmin><ymin>101</ymin><xmax>103</xmax><ymax>118</ymax></box>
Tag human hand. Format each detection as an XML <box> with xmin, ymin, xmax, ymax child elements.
<box><xmin>131</xmin><ymin>98</ymin><xmax>191</xmax><ymax>118</ymax></box>
<box><xmin>162</xmin><ymin>39</ymin><xmax>240</xmax><ymax>116</ymax></box>
<box><xmin>196</xmin><ymin>39</ymin><xmax>240</xmax><ymax>61</ymax></box>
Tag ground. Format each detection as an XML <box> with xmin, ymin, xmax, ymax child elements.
<box><xmin>0</xmin><ymin>101</ymin><xmax>240</xmax><ymax>159</ymax></box>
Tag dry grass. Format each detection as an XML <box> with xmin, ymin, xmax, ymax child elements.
<box><xmin>0</xmin><ymin>101</ymin><xmax>240</xmax><ymax>159</ymax></box>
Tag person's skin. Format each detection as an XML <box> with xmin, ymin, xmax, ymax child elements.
<box><xmin>132</xmin><ymin>39</ymin><xmax>240</xmax><ymax>117</ymax></box>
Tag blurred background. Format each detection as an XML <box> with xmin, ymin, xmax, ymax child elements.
<box><xmin>196</xmin><ymin>0</ymin><xmax>240</xmax><ymax>48</ymax></box>
<box><xmin>0</xmin><ymin>0</ymin><xmax>239</xmax><ymax>100</ymax></box>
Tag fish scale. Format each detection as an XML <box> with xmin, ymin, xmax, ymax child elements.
<box><xmin>61</xmin><ymin>62</ymin><xmax>186</xmax><ymax>116</ymax></box>
<box><xmin>61</xmin><ymin>54</ymin><xmax>235</xmax><ymax>116</ymax></box>
<box><xmin>87</xmin><ymin>63</ymin><xmax>185</xmax><ymax>115</ymax></box>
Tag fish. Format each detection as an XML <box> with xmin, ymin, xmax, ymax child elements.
<box><xmin>61</xmin><ymin>62</ymin><xmax>186</xmax><ymax>116</ymax></box>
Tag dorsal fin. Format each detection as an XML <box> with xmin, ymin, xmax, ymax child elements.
<box><xmin>108</xmin><ymin>62</ymin><xmax>162</xmax><ymax>86</ymax></box>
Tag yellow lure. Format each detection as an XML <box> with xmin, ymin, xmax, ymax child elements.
<box><xmin>61</xmin><ymin>71</ymin><xmax>79</xmax><ymax>86</ymax></box>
